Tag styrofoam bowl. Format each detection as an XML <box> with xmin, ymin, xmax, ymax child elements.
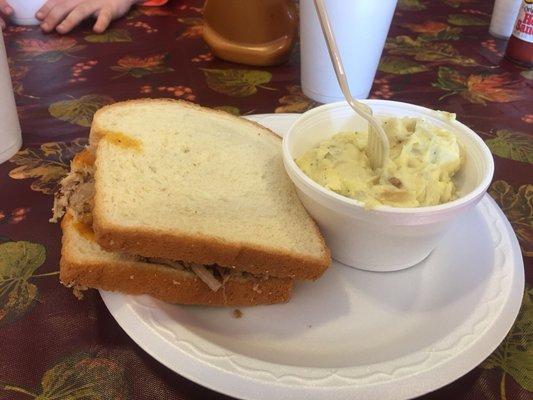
<box><xmin>283</xmin><ymin>100</ymin><xmax>494</xmax><ymax>271</ymax></box>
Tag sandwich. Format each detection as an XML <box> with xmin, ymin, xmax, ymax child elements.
<box><xmin>53</xmin><ymin>99</ymin><xmax>331</xmax><ymax>306</ymax></box>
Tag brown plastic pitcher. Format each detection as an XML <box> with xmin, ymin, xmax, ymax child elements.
<box><xmin>203</xmin><ymin>0</ymin><xmax>298</xmax><ymax>66</ymax></box>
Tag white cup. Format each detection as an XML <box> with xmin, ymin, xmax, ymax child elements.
<box><xmin>283</xmin><ymin>101</ymin><xmax>494</xmax><ymax>271</ymax></box>
<box><xmin>300</xmin><ymin>0</ymin><xmax>397</xmax><ymax>103</ymax></box>
<box><xmin>9</xmin><ymin>0</ymin><xmax>46</xmax><ymax>25</ymax></box>
<box><xmin>489</xmin><ymin>0</ymin><xmax>522</xmax><ymax>39</ymax></box>
<box><xmin>0</xmin><ymin>29</ymin><xmax>22</xmax><ymax>164</ymax></box>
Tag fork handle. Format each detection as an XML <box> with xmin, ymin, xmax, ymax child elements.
<box><xmin>314</xmin><ymin>0</ymin><xmax>390</xmax><ymax>169</ymax></box>
<box><xmin>313</xmin><ymin>0</ymin><xmax>372</xmax><ymax>117</ymax></box>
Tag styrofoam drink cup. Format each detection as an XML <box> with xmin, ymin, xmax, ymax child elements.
<box><xmin>300</xmin><ymin>0</ymin><xmax>398</xmax><ymax>103</ymax></box>
<box><xmin>0</xmin><ymin>29</ymin><xmax>22</xmax><ymax>164</ymax></box>
<box><xmin>489</xmin><ymin>0</ymin><xmax>522</xmax><ymax>39</ymax></box>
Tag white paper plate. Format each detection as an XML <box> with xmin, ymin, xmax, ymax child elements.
<box><xmin>100</xmin><ymin>114</ymin><xmax>525</xmax><ymax>400</ymax></box>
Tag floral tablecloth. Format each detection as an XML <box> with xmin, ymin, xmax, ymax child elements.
<box><xmin>0</xmin><ymin>0</ymin><xmax>531</xmax><ymax>399</ymax></box>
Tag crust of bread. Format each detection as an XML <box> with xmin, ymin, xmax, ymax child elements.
<box><xmin>89</xmin><ymin>99</ymin><xmax>331</xmax><ymax>280</ymax></box>
<box><xmin>60</xmin><ymin>214</ymin><xmax>293</xmax><ymax>306</ymax></box>
<box><xmin>93</xmin><ymin>222</ymin><xmax>329</xmax><ymax>280</ymax></box>
<box><xmin>60</xmin><ymin>257</ymin><xmax>293</xmax><ymax>306</ymax></box>
<box><xmin>89</xmin><ymin>98</ymin><xmax>285</xmax><ymax>147</ymax></box>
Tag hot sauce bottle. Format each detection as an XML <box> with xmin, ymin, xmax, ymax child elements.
<box><xmin>505</xmin><ymin>0</ymin><xmax>533</xmax><ymax>67</ymax></box>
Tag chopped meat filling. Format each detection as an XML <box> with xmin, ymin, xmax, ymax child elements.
<box><xmin>50</xmin><ymin>158</ymin><xmax>94</xmax><ymax>224</ymax></box>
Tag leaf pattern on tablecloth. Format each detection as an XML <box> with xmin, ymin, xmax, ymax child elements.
<box><xmin>0</xmin><ymin>240</ymin><xmax>56</xmax><ymax>327</ymax></box>
<box><xmin>433</xmin><ymin>67</ymin><xmax>524</xmax><ymax>104</ymax></box>
<box><xmin>49</xmin><ymin>95</ymin><xmax>114</xmax><ymax>127</ymax></box>
<box><xmin>521</xmin><ymin>70</ymin><xmax>533</xmax><ymax>80</ymax></box>
<box><xmin>7</xmin><ymin>58</ymin><xmax>29</xmax><ymax>96</ymax></box>
<box><xmin>385</xmin><ymin>36</ymin><xmax>478</xmax><ymax>65</ymax></box>
<box><xmin>481</xmin><ymin>286</ymin><xmax>533</xmax><ymax>394</ymax></box>
<box><xmin>84</xmin><ymin>28</ymin><xmax>132</xmax><ymax>43</ymax></box>
<box><xmin>177</xmin><ymin>17</ymin><xmax>203</xmax><ymax>38</ymax></box>
<box><xmin>125</xmin><ymin>7</ymin><xmax>142</xmax><ymax>19</ymax></box>
<box><xmin>111</xmin><ymin>54</ymin><xmax>173</xmax><ymax>78</ymax></box>
<box><xmin>140</xmin><ymin>84</ymin><xmax>196</xmax><ymax>101</ymax></box>
<box><xmin>378</xmin><ymin>56</ymin><xmax>429</xmax><ymax>75</ymax></box>
<box><xmin>523</xmin><ymin>115</ymin><xmax>533</xmax><ymax>124</ymax></box>
<box><xmin>443</xmin><ymin>0</ymin><xmax>477</xmax><ymax>7</ymax></box>
<box><xmin>398</xmin><ymin>0</ymin><xmax>427</xmax><ymax>11</ymax></box>
<box><xmin>448</xmin><ymin>13</ymin><xmax>489</xmax><ymax>26</ymax></box>
<box><xmin>202</xmin><ymin>68</ymin><xmax>274</xmax><ymax>97</ymax></box>
<box><xmin>127</xmin><ymin>20</ymin><xmax>158</xmax><ymax>34</ymax></box>
<box><xmin>191</xmin><ymin>52</ymin><xmax>214</xmax><ymax>63</ymax></box>
<box><xmin>138</xmin><ymin>5</ymin><xmax>176</xmax><ymax>16</ymax></box>
<box><xmin>16</xmin><ymin>37</ymin><xmax>85</xmax><ymax>62</ymax></box>
<box><xmin>8</xmin><ymin>138</ymin><xmax>88</xmax><ymax>194</ymax></box>
<box><xmin>0</xmin><ymin>208</ymin><xmax>31</xmax><ymax>225</ymax></box>
<box><xmin>275</xmin><ymin>85</ymin><xmax>319</xmax><ymax>113</ymax></box>
<box><xmin>485</xmin><ymin>130</ymin><xmax>533</xmax><ymax>164</ymax></box>
<box><xmin>370</xmin><ymin>77</ymin><xmax>395</xmax><ymax>99</ymax></box>
<box><xmin>0</xmin><ymin>350</ymin><xmax>128</xmax><ymax>398</ymax></box>
<box><xmin>489</xmin><ymin>181</ymin><xmax>532</xmax><ymax>257</ymax></box>
<box><xmin>402</xmin><ymin>21</ymin><xmax>462</xmax><ymax>41</ymax></box>
<box><xmin>177</xmin><ymin>4</ymin><xmax>203</xmax><ymax>13</ymax></box>
<box><xmin>213</xmin><ymin>106</ymin><xmax>241</xmax><ymax>115</ymax></box>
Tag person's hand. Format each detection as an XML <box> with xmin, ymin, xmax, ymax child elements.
<box><xmin>0</xmin><ymin>0</ymin><xmax>13</xmax><ymax>30</ymax></box>
<box><xmin>36</xmin><ymin>0</ymin><xmax>139</xmax><ymax>34</ymax></box>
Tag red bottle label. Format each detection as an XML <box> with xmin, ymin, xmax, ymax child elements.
<box><xmin>513</xmin><ymin>0</ymin><xmax>533</xmax><ymax>43</ymax></box>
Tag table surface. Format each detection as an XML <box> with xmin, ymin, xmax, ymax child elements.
<box><xmin>1</xmin><ymin>0</ymin><xmax>531</xmax><ymax>399</ymax></box>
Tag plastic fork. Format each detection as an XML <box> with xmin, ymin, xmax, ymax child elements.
<box><xmin>314</xmin><ymin>0</ymin><xmax>390</xmax><ymax>169</ymax></box>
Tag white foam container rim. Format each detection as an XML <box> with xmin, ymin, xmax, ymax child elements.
<box><xmin>282</xmin><ymin>100</ymin><xmax>495</xmax><ymax>222</ymax></box>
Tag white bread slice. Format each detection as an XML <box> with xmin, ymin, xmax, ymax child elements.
<box><xmin>60</xmin><ymin>213</ymin><xmax>294</xmax><ymax>306</ymax></box>
<box><xmin>89</xmin><ymin>99</ymin><xmax>330</xmax><ymax>280</ymax></box>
